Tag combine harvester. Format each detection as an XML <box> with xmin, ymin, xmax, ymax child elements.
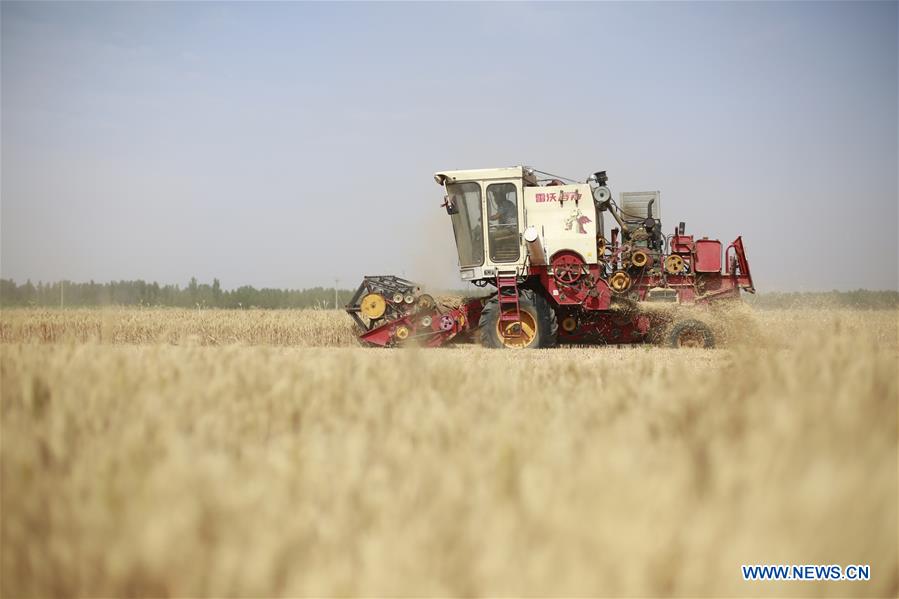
<box><xmin>346</xmin><ymin>166</ymin><xmax>754</xmax><ymax>349</ymax></box>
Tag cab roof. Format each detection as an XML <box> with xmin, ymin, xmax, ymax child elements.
<box><xmin>433</xmin><ymin>166</ymin><xmax>538</xmax><ymax>186</ymax></box>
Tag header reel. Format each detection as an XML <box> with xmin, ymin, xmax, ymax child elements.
<box><xmin>346</xmin><ymin>275</ymin><xmax>483</xmax><ymax>347</ymax></box>
<box><xmin>346</xmin><ymin>276</ymin><xmax>422</xmax><ymax>332</ymax></box>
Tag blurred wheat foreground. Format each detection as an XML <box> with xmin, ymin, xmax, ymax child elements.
<box><xmin>1</xmin><ymin>306</ymin><xmax>897</xmax><ymax>596</ymax></box>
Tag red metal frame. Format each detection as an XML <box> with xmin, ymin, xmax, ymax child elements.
<box><xmin>351</xmin><ymin>227</ymin><xmax>753</xmax><ymax>348</ymax></box>
<box><xmin>358</xmin><ymin>298</ymin><xmax>484</xmax><ymax>348</ymax></box>
<box><xmin>529</xmin><ymin>233</ymin><xmax>753</xmax><ymax>312</ymax></box>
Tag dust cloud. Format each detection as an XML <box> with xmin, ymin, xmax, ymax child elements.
<box><xmin>403</xmin><ymin>207</ymin><xmax>478</xmax><ymax>295</ymax></box>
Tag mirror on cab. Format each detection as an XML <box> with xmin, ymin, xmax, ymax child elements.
<box><xmin>442</xmin><ymin>194</ymin><xmax>459</xmax><ymax>215</ymax></box>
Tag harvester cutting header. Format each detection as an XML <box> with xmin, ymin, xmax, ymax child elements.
<box><xmin>347</xmin><ymin>166</ymin><xmax>754</xmax><ymax>349</ymax></box>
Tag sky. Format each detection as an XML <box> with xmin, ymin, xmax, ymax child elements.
<box><xmin>1</xmin><ymin>1</ymin><xmax>897</xmax><ymax>292</ymax></box>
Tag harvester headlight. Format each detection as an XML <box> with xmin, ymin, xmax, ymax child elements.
<box><xmin>593</xmin><ymin>186</ymin><xmax>611</xmax><ymax>204</ymax></box>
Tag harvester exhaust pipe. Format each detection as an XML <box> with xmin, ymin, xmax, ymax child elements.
<box><xmin>524</xmin><ymin>226</ymin><xmax>547</xmax><ymax>266</ymax></box>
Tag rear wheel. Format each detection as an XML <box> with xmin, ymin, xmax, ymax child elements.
<box><xmin>668</xmin><ymin>319</ymin><xmax>715</xmax><ymax>348</ymax></box>
<box><xmin>478</xmin><ymin>289</ymin><xmax>558</xmax><ymax>349</ymax></box>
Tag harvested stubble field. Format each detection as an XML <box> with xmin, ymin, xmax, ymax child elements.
<box><xmin>1</xmin><ymin>306</ymin><xmax>896</xmax><ymax>597</ymax></box>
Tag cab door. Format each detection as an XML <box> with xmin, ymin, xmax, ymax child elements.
<box><xmin>484</xmin><ymin>180</ymin><xmax>522</xmax><ymax>265</ymax></box>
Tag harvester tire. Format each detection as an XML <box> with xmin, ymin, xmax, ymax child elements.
<box><xmin>668</xmin><ymin>319</ymin><xmax>715</xmax><ymax>349</ymax></box>
<box><xmin>478</xmin><ymin>289</ymin><xmax>558</xmax><ymax>349</ymax></box>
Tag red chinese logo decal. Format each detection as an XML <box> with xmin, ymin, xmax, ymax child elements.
<box><xmin>535</xmin><ymin>190</ymin><xmax>582</xmax><ymax>203</ymax></box>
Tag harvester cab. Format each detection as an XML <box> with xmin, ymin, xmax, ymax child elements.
<box><xmin>434</xmin><ymin>166</ymin><xmax>602</xmax><ymax>286</ymax></box>
<box><xmin>347</xmin><ymin>165</ymin><xmax>754</xmax><ymax>349</ymax></box>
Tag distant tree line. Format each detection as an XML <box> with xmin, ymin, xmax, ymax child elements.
<box><xmin>0</xmin><ymin>278</ymin><xmax>354</xmax><ymax>309</ymax></box>
<box><xmin>1</xmin><ymin>279</ymin><xmax>896</xmax><ymax>310</ymax></box>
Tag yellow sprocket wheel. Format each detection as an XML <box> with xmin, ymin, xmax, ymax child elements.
<box><xmin>609</xmin><ymin>271</ymin><xmax>631</xmax><ymax>293</ymax></box>
<box><xmin>665</xmin><ymin>254</ymin><xmax>685</xmax><ymax>275</ymax></box>
<box><xmin>360</xmin><ymin>293</ymin><xmax>386</xmax><ymax>319</ymax></box>
<box><xmin>395</xmin><ymin>325</ymin><xmax>410</xmax><ymax>340</ymax></box>
<box><xmin>631</xmin><ymin>249</ymin><xmax>650</xmax><ymax>268</ymax></box>
<box><xmin>417</xmin><ymin>294</ymin><xmax>435</xmax><ymax>309</ymax></box>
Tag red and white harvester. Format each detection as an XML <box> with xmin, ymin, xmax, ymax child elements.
<box><xmin>347</xmin><ymin>166</ymin><xmax>754</xmax><ymax>349</ymax></box>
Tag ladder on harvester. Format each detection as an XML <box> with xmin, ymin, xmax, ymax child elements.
<box><xmin>496</xmin><ymin>271</ymin><xmax>522</xmax><ymax>337</ymax></box>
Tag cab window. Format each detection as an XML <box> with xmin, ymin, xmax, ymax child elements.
<box><xmin>446</xmin><ymin>182</ymin><xmax>484</xmax><ymax>267</ymax></box>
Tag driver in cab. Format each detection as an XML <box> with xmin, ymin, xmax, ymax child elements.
<box><xmin>487</xmin><ymin>188</ymin><xmax>516</xmax><ymax>226</ymax></box>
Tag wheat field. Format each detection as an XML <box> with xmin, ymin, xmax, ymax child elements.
<box><xmin>1</xmin><ymin>306</ymin><xmax>896</xmax><ymax>597</ymax></box>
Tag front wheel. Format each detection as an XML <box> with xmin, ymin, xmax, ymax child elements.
<box><xmin>478</xmin><ymin>289</ymin><xmax>558</xmax><ymax>349</ymax></box>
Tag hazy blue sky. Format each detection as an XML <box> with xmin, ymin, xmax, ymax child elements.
<box><xmin>2</xmin><ymin>1</ymin><xmax>897</xmax><ymax>291</ymax></box>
